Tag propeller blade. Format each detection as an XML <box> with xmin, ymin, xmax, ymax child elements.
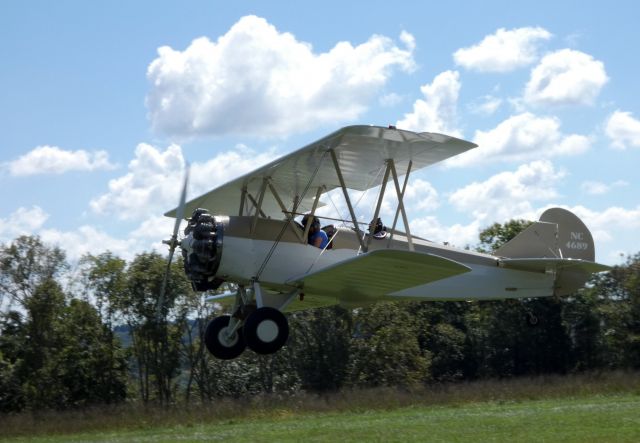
<box><xmin>157</xmin><ymin>164</ymin><xmax>190</xmax><ymax>320</ymax></box>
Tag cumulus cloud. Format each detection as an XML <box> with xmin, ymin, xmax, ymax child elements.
<box><xmin>605</xmin><ymin>110</ymin><xmax>640</xmax><ymax>149</ymax></box>
<box><xmin>410</xmin><ymin>216</ymin><xmax>482</xmax><ymax>249</ymax></box>
<box><xmin>6</xmin><ymin>146</ymin><xmax>116</xmax><ymax>176</ymax></box>
<box><xmin>0</xmin><ymin>206</ymin><xmax>141</xmax><ymax>262</ymax></box>
<box><xmin>468</xmin><ymin>95</ymin><xmax>502</xmax><ymax>115</ymax></box>
<box><xmin>0</xmin><ymin>206</ymin><xmax>49</xmax><ymax>243</ymax></box>
<box><xmin>446</xmin><ymin>112</ymin><xmax>590</xmax><ymax>167</ymax></box>
<box><xmin>40</xmin><ymin>226</ymin><xmax>138</xmax><ymax>262</ymax></box>
<box><xmin>453</xmin><ymin>27</ymin><xmax>552</xmax><ymax>72</ymax></box>
<box><xmin>90</xmin><ymin>142</ymin><xmax>278</xmax><ymax>220</ymax></box>
<box><xmin>448</xmin><ymin>160</ymin><xmax>564</xmax><ymax>222</ymax></box>
<box><xmin>581</xmin><ymin>180</ymin><xmax>628</xmax><ymax>196</ymax></box>
<box><xmin>396</xmin><ymin>70</ymin><xmax>461</xmax><ymax>135</ymax></box>
<box><xmin>524</xmin><ymin>49</ymin><xmax>608</xmax><ymax>106</ymax></box>
<box><xmin>146</xmin><ymin>15</ymin><xmax>415</xmax><ymax>138</ymax></box>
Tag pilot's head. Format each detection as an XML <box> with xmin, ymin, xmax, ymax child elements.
<box><xmin>302</xmin><ymin>215</ymin><xmax>320</xmax><ymax>231</ymax></box>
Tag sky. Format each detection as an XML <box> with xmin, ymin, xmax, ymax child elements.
<box><xmin>1</xmin><ymin>0</ymin><xmax>639</xmax><ymax>265</ymax></box>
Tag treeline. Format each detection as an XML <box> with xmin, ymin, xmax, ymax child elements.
<box><xmin>1</xmin><ymin>225</ymin><xmax>639</xmax><ymax>413</ymax></box>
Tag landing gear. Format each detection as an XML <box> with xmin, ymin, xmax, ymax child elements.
<box><xmin>243</xmin><ymin>307</ymin><xmax>289</xmax><ymax>355</ymax></box>
<box><xmin>204</xmin><ymin>315</ymin><xmax>246</xmax><ymax>360</ymax></box>
<box><xmin>203</xmin><ymin>283</ymin><xmax>294</xmax><ymax>359</ymax></box>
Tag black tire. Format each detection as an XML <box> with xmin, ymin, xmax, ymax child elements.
<box><xmin>243</xmin><ymin>307</ymin><xmax>289</xmax><ymax>355</ymax></box>
<box><xmin>527</xmin><ymin>313</ymin><xmax>539</xmax><ymax>327</ymax></box>
<box><xmin>204</xmin><ymin>315</ymin><xmax>246</xmax><ymax>359</ymax></box>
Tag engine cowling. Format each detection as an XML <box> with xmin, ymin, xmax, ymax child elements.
<box><xmin>181</xmin><ymin>208</ymin><xmax>224</xmax><ymax>291</ymax></box>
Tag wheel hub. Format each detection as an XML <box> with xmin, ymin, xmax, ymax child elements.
<box><xmin>256</xmin><ymin>319</ymin><xmax>279</xmax><ymax>343</ymax></box>
<box><xmin>218</xmin><ymin>327</ymin><xmax>239</xmax><ymax>347</ymax></box>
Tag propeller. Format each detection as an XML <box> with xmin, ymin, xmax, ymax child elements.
<box><xmin>157</xmin><ymin>164</ymin><xmax>190</xmax><ymax>321</ymax></box>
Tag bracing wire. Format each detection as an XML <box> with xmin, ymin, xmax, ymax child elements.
<box><xmin>255</xmin><ymin>149</ymin><xmax>329</xmax><ymax>280</ymax></box>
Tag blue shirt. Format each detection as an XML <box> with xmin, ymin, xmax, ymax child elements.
<box><xmin>309</xmin><ymin>230</ymin><xmax>329</xmax><ymax>249</ymax></box>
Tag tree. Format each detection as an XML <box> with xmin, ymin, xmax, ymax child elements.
<box><xmin>288</xmin><ymin>306</ymin><xmax>352</xmax><ymax>392</ymax></box>
<box><xmin>114</xmin><ymin>252</ymin><xmax>195</xmax><ymax>404</ymax></box>
<box><xmin>471</xmin><ymin>220</ymin><xmax>572</xmax><ymax>377</ymax></box>
<box><xmin>348</xmin><ymin>303</ymin><xmax>430</xmax><ymax>388</ymax></box>
<box><xmin>0</xmin><ymin>238</ymin><xmax>128</xmax><ymax>411</ymax></box>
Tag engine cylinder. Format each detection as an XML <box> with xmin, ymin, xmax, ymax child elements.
<box><xmin>181</xmin><ymin>208</ymin><xmax>224</xmax><ymax>291</ymax></box>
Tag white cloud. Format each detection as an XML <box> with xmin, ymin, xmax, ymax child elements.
<box><xmin>40</xmin><ymin>226</ymin><xmax>138</xmax><ymax>262</ymax></box>
<box><xmin>605</xmin><ymin>110</ymin><xmax>640</xmax><ymax>149</ymax></box>
<box><xmin>411</xmin><ymin>216</ymin><xmax>482</xmax><ymax>249</ymax></box>
<box><xmin>90</xmin><ymin>142</ymin><xmax>277</xmax><ymax>221</ymax></box>
<box><xmin>468</xmin><ymin>95</ymin><xmax>502</xmax><ymax>115</ymax></box>
<box><xmin>0</xmin><ymin>206</ymin><xmax>142</xmax><ymax>262</ymax></box>
<box><xmin>448</xmin><ymin>160</ymin><xmax>564</xmax><ymax>222</ymax></box>
<box><xmin>581</xmin><ymin>180</ymin><xmax>628</xmax><ymax>195</ymax></box>
<box><xmin>396</xmin><ymin>70</ymin><xmax>461</xmax><ymax>135</ymax></box>
<box><xmin>146</xmin><ymin>15</ymin><xmax>415</xmax><ymax>138</ymax></box>
<box><xmin>453</xmin><ymin>27</ymin><xmax>552</xmax><ymax>72</ymax></box>
<box><xmin>446</xmin><ymin>112</ymin><xmax>590</xmax><ymax>167</ymax></box>
<box><xmin>6</xmin><ymin>146</ymin><xmax>116</xmax><ymax>176</ymax></box>
<box><xmin>524</xmin><ymin>49</ymin><xmax>608</xmax><ymax>106</ymax></box>
<box><xmin>0</xmin><ymin>206</ymin><xmax>49</xmax><ymax>243</ymax></box>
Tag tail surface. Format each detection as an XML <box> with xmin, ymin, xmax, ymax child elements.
<box><xmin>495</xmin><ymin>207</ymin><xmax>609</xmax><ymax>296</ymax></box>
<box><xmin>494</xmin><ymin>207</ymin><xmax>595</xmax><ymax>260</ymax></box>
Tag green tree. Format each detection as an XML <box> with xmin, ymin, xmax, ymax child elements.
<box><xmin>288</xmin><ymin>306</ymin><xmax>352</xmax><ymax>392</ymax></box>
<box><xmin>58</xmin><ymin>299</ymin><xmax>127</xmax><ymax>406</ymax></box>
<box><xmin>471</xmin><ymin>220</ymin><xmax>572</xmax><ymax>377</ymax></box>
<box><xmin>115</xmin><ymin>252</ymin><xmax>195</xmax><ymax>404</ymax></box>
<box><xmin>348</xmin><ymin>303</ymin><xmax>430</xmax><ymax>388</ymax></box>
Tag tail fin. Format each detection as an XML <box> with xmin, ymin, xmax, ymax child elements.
<box><xmin>495</xmin><ymin>207</ymin><xmax>595</xmax><ymax>260</ymax></box>
<box><xmin>539</xmin><ymin>207</ymin><xmax>595</xmax><ymax>261</ymax></box>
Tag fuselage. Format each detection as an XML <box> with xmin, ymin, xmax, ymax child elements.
<box><xmin>213</xmin><ymin>216</ymin><xmax>554</xmax><ymax>310</ymax></box>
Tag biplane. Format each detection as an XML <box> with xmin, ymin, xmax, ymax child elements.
<box><xmin>162</xmin><ymin>125</ymin><xmax>610</xmax><ymax>360</ymax></box>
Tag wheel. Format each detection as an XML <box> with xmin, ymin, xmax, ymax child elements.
<box><xmin>204</xmin><ymin>315</ymin><xmax>246</xmax><ymax>359</ymax></box>
<box><xmin>243</xmin><ymin>307</ymin><xmax>289</xmax><ymax>355</ymax></box>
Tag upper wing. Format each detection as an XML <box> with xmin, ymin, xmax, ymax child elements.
<box><xmin>287</xmin><ymin>249</ymin><xmax>471</xmax><ymax>303</ymax></box>
<box><xmin>166</xmin><ymin>125</ymin><xmax>477</xmax><ymax>219</ymax></box>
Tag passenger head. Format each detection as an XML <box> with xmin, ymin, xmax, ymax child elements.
<box><xmin>302</xmin><ymin>215</ymin><xmax>320</xmax><ymax>231</ymax></box>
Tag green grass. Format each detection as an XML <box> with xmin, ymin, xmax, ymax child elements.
<box><xmin>3</xmin><ymin>394</ymin><xmax>640</xmax><ymax>442</ymax></box>
<box><xmin>2</xmin><ymin>372</ymin><xmax>640</xmax><ymax>442</ymax></box>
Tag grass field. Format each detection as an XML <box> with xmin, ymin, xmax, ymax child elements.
<box><xmin>2</xmin><ymin>373</ymin><xmax>640</xmax><ymax>442</ymax></box>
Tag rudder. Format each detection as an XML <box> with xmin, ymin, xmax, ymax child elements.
<box><xmin>539</xmin><ymin>207</ymin><xmax>595</xmax><ymax>261</ymax></box>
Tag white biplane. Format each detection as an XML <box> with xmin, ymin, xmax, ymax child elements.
<box><xmin>162</xmin><ymin>125</ymin><xmax>609</xmax><ymax>360</ymax></box>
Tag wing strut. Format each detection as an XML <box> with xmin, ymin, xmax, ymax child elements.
<box><xmin>364</xmin><ymin>160</ymin><xmax>392</xmax><ymax>253</ymax></box>
<box><xmin>302</xmin><ymin>186</ymin><xmax>325</xmax><ymax>242</ymax></box>
<box><xmin>387</xmin><ymin>159</ymin><xmax>414</xmax><ymax>251</ymax></box>
<box><xmin>330</xmin><ymin>148</ymin><xmax>366</xmax><ymax>251</ymax></box>
<box><xmin>267</xmin><ymin>179</ymin><xmax>306</xmax><ymax>244</ymax></box>
<box><xmin>251</xmin><ymin>178</ymin><xmax>269</xmax><ymax>233</ymax></box>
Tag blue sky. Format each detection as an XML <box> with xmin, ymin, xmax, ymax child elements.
<box><xmin>1</xmin><ymin>0</ymin><xmax>639</xmax><ymax>264</ymax></box>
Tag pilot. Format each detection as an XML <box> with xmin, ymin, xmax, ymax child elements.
<box><xmin>301</xmin><ymin>215</ymin><xmax>329</xmax><ymax>249</ymax></box>
<box><xmin>369</xmin><ymin>217</ymin><xmax>388</xmax><ymax>239</ymax></box>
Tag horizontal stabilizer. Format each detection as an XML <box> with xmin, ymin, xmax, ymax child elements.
<box><xmin>500</xmin><ymin>258</ymin><xmax>611</xmax><ymax>274</ymax></box>
<box><xmin>501</xmin><ymin>257</ymin><xmax>611</xmax><ymax>296</ymax></box>
<box><xmin>289</xmin><ymin>250</ymin><xmax>471</xmax><ymax>302</ymax></box>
